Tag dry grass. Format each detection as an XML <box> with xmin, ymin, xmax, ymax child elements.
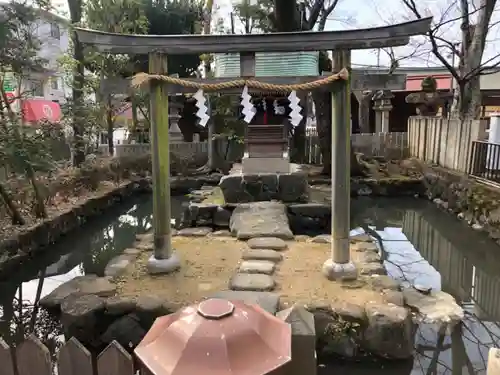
<box><xmin>116</xmin><ymin>236</ymin><xmax>384</xmax><ymax>308</ymax></box>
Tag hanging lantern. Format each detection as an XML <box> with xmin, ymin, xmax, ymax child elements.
<box><xmin>240</xmin><ymin>85</ymin><xmax>256</xmax><ymax>124</ymax></box>
<box><xmin>288</xmin><ymin>90</ymin><xmax>303</xmax><ymax>127</ymax></box>
<box><xmin>193</xmin><ymin>89</ymin><xmax>210</xmax><ymax>127</ymax></box>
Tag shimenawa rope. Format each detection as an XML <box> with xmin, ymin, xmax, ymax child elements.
<box><xmin>130</xmin><ymin>68</ymin><xmax>349</xmax><ymax>92</ymax></box>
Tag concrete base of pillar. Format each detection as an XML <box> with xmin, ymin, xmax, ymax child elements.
<box><xmin>487</xmin><ymin>348</ymin><xmax>500</xmax><ymax>375</ymax></box>
<box><xmin>322</xmin><ymin>259</ymin><xmax>358</xmax><ymax>281</ymax></box>
<box><xmin>146</xmin><ymin>253</ymin><xmax>181</xmax><ymax>275</ymax></box>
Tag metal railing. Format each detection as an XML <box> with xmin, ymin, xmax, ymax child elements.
<box><xmin>469</xmin><ymin>140</ymin><xmax>500</xmax><ymax>184</ymax></box>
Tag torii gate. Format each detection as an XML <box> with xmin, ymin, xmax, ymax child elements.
<box><xmin>76</xmin><ymin>17</ymin><xmax>432</xmax><ymax>280</ymax></box>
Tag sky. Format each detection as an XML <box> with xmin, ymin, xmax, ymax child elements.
<box><xmin>212</xmin><ymin>0</ymin><xmax>500</xmax><ymax>69</ymax></box>
<box><xmin>49</xmin><ymin>0</ymin><xmax>500</xmax><ymax>70</ymax></box>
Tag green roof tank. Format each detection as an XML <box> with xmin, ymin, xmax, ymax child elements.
<box><xmin>214</xmin><ymin>52</ymin><xmax>319</xmax><ymax>78</ymax></box>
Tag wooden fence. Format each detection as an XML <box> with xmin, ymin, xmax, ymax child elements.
<box><xmin>1</xmin><ymin>336</ymin><xmax>140</xmax><ymax>375</ymax></box>
<box><xmin>97</xmin><ymin>141</ymin><xmax>209</xmax><ymax>158</ymax></box>
<box><xmin>407</xmin><ymin>116</ymin><xmax>488</xmax><ymax>173</ymax></box>
<box><xmin>3</xmin><ymin>335</ymin><xmax>500</xmax><ymax>375</ymax></box>
<box><xmin>304</xmin><ymin>130</ymin><xmax>408</xmax><ymax>164</ymax></box>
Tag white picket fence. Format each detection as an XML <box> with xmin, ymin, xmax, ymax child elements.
<box><xmin>407</xmin><ymin>117</ymin><xmax>487</xmax><ymax>173</ymax></box>
<box><xmin>304</xmin><ymin>130</ymin><xmax>408</xmax><ymax>164</ymax></box>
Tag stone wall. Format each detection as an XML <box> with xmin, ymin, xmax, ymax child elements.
<box><xmin>40</xmin><ymin>273</ymin><xmax>416</xmax><ymax>360</ymax></box>
<box><xmin>421</xmin><ymin>165</ymin><xmax>500</xmax><ymax>245</ymax></box>
<box><xmin>0</xmin><ymin>175</ymin><xmax>221</xmax><ymax>276</ymax></box>
<box><xmin>0</xmin><ymin>180</ymin><xmax>151</xmax><ymax>275</ymax></box>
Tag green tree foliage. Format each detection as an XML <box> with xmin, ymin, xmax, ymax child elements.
<box><xmin>85</xmin><ymin>0</ymin><xmax>148</xmax><ymax>155</ymax></box>
<box><xmin>0</xmin><ymin>0</ymin><xmax>64</xmax><ymax>222</ymax></box>
<box><xmin>231</xmin><ymin>0</ymin><xmax>274</xmax><ymax>33</ymax></box>
<box><xmin>133</xmin><ymin>0</ymin><xmax>203</xmax><ymax>78</ymax></box>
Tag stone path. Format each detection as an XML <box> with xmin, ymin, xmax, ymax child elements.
<box><xmin>229</xmin><ymin>202</ymin><xmax>294</xmax><ymax>240</ymax></box>
<box><xmin>229</xmin><ymin>236</ymin><xmax>289</xmax><ymax>292</ymax></box>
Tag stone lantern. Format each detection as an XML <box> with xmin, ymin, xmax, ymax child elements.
<box><xmin>372</xmin><ymin>89</ymin><xmax>394</xmax><ymax>133</ymax></box>
<box><xmin>169</xmin><ymin>100</ymin><xmax>183</xmax><ymax>143</ymax></box>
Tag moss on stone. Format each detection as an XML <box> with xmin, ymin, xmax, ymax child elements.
<box><xmin>201</xmin><ymin>187</ymin><xmax>226</xmax><ymax>205</ymax></box>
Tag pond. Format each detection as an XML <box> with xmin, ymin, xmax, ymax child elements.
<box><xmin>0</xmin><ymin>195</ymin><xmax>187</xmax><ymax>350</ymax></box>
<box><xmin>319</xmin><ymin>198</ymin><xmax>500</xmax><ymax>375</ymax></box>
<box><xmin>0</xmin><ymin>196</ymin><xmax>499</xmax><ymax>375</ymax></box>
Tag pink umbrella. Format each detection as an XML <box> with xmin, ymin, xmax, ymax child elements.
<box><xmin>135</xmin><ymin>298</ymin><xmax>292</xmax><ymax>375</ymax></box>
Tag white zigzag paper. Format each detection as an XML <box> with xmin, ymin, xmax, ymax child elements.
<box><xmin>241</xmin><ymin>85</ymin><xmax>255</xmax><ymax>124</ymax></box>
<box><xmin>288</xmin><ymin>90</ymin><xmax>303</xmax><ymax>127</ymax></box>
<box><xmin>194</xmin><ymin>89</ymin><xmax>210</xmax><ymax>127</ymax></box>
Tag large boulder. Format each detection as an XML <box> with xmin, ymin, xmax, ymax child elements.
<box><xmin>60</xmin><ymin>294</ymin><xmax>107</xmax><ymax>347</ymax></box>
<box><xmin>230</xmin><ymin>202</ymin><xmax>293</xmax><ymax>240</ymax></box>
<box><xmin>403</xmin><ymin>288</ymin><xmax>464</xmax><ymax>326</ymax></box>
<box><xmin>100</xmin><ymin>313</ymin><xmax>147</xmax><ymax>352</ymax></box>
<box><xmin>363</xmin><ymin>303</ymin><xmax>415</xmax><ymax>359</ymax></box>
<box><xmin>40</xmin><ymin>275</ymin><xmax>116</xmax><ymax>309</ymax></box>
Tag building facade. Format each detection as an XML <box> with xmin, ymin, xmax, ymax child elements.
<box><xmin>2</xmin><ymin>7</ymin><xmax>70</xmax><ymax>123</ymax></box>
<box><xmin>26</xmin><ymin>9</ymin><xmax>71</xmax><ymax>104</ymax></box>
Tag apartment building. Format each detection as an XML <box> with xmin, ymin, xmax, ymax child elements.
<box><xmin>2</xmin><ymin>6</ymin><xmax>70</xmax><ymax>123</ymax></box>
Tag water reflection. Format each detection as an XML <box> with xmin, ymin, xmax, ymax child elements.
<box><xmin>0</xmin><ymin>196</ymin><xmax>186</xmax><ymax>349</ymax></box>
<box><xmin>345</xmin><ymin>198</ymin><xmax>500</xmax><ymax>375</ymax></box>
<box><xmin>1</xmin><ymin>196</ymin><xmax>499</xmax><ymax>375</ymax></box>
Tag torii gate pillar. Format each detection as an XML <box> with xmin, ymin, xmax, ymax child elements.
<box><xmin>322</xmin><ymin>50</ymin><xmax>357</xmax><ymax>281</ymax></box>
<box><xmin>146</xmin><ymin>52</ymin><xmax>181</xmax><ymax>275</ymax></box>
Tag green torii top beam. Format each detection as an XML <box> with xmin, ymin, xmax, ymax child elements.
<box><xmin>74</xmin><ymin>17</ymin><xmax>432</xmax><ymax>277</ymax></box>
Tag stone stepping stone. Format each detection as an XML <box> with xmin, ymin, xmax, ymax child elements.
<box><xmin>242</xmin><ymin>249</ymin><xmax>283</xmax><ymax>262</ymax></box>
<box><xmin>310</xmin><ymin>234</ymin><xmax>331</xmax><ymax>244</ymax></box>
<box><xmin>229</xmin><ymin>273</ymin><xmax>275</xmax><ymax>291</ymax></box>
<box><xmin>350</xmin><ymin>233</ymin><xmax>372</xmax><ymax>243</ymax></box>
<box><xmin>239</xmin><ymin>260</ymin><xmax>276</xmax><ymax>275</ymax></box>
<box><xmin>247</xmin><ymin>237</ymin><xmax>288</xmax><ymax>250</ymax></box>
<box><xmin>176</xmin><ymin>227</ymin><xmax>212</xmax><ymax>237</ymax></box>
<box><xmin>360</xmin><ymin>263</ymin><xmax>386</xmax><ymax>276</ymax></box>
<box><xmin>351</xmin><ymin>241</ymin><xmax>379</xmax><ymax>253</ymax></box>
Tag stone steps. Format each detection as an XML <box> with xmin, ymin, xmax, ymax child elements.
<box><xmin>229</xmin><ymin>236</ymin><xmax>289</xmax><ymax>292</ymax></box>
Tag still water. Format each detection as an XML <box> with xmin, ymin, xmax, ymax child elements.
<box><xmin>0</xmin><ymin>196</ymin><xmax>499</xmax><ymax>375</ymax></box>
<box><xmin>320</xmin><ymin>198</ymin><xmax>500</xmax><ymax>375</ymax></box>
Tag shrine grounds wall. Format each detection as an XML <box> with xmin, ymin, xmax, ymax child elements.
<box><xmin>103</xmin><ymin>133</ymin><xmax>409</xmax><ymax>166</ymax></box>
<box><xmin>407</xmin><ymin>116</ymin><xmax>487</xmax><ymax>173</ymax></box>
<box><xmin>302</xmin><ymin>131</ymin><xmax>409</xmax><ymax>165</ymax></box>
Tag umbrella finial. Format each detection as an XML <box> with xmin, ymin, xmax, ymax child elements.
<box><xmin>197</xmin><ymin>299</ymin><xmax>235</xmax><ymax>320</ymax></box>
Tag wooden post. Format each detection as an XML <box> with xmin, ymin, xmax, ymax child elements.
<box><xmin>323</xmin><ymin>50</ymin><xmax>357</xmax><ymax>281</ymax></box>
<box><xmin>146</xmin><ymin>52</ymin><xmax>180</xmax><ymax>274</ymax></box>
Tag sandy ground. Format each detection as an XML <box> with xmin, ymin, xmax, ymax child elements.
<box><xmin>116</xmin><ymin>236</ymin><xmax>384</xmax><ymax>308</ymax></box>
<box><xmin>276</xmin><ymin>240</ymin><xmax>384</xmax><ymax>308</ymax></box>
<box><xmin>116</xmin><ymin>236</ymin><xmax>244</xmax><ymax>303</ymax></box>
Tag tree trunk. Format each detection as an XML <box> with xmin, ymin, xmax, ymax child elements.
<box><xmin>26</xmin><ymin>167</ymin><xmax>47</xmax><ymax>219</ymax></box>
<box><xmin>312</xmin><ymin>90</ymin><xmax>331</xmax><ymax>175</ymax></box>
<box><xmin>458</xmin><ymin>74</ymin><xmax>482</xmax><ymax>119</ymax></box>
<box><xmin>0</xmin><ymin>182</ymin><xmax>25</xmax><ymax>225</ymax></box>
<box><xmin>197</xmin><ymin>0</ymin><xmax>218</xmax><ymax>173</ymax></box>
<box><xmin>71</xmin><ymin>29</ymin><xmax>86</xmax><ymax>166</ymax></box>
<box><xmin>106</xmin><ymin>96</ymin><xmax>114</xmax><ymax>156</ymax></box>
<box><xmin>131</xmin><ymin>98</ymin><xmax>139</xmax><ymax>136</ymax></box>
